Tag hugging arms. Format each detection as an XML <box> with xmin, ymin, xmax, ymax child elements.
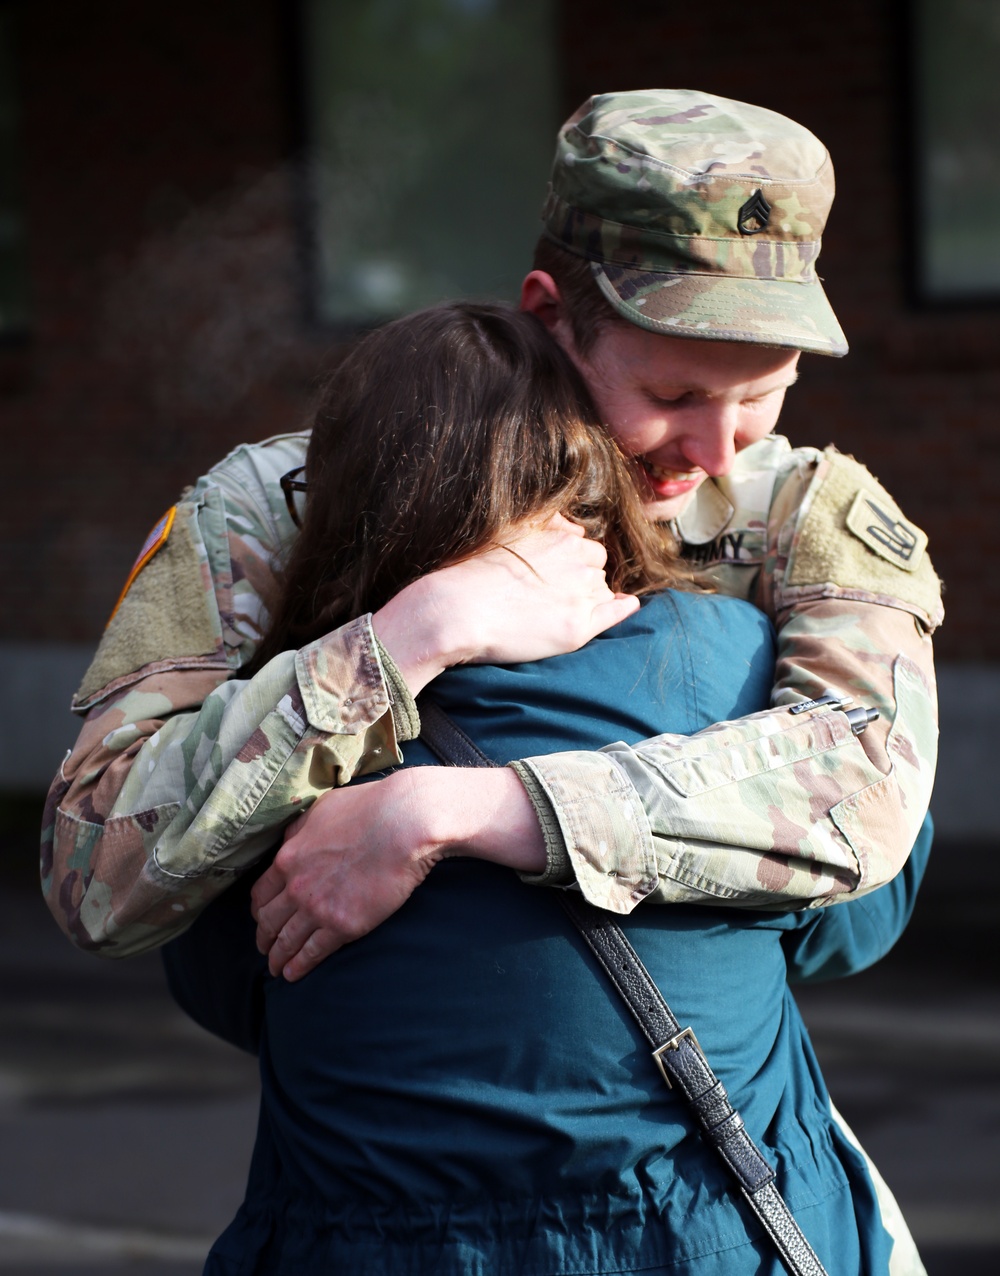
<box><xmin>42</xmin><ymin>90</ymin><xmax>941</xmax><ymax>972</ymax></box>
<box><xmin>42</xmin><ymin>320</ymin><xmax>938</xmax><ymax>968</ymax></box>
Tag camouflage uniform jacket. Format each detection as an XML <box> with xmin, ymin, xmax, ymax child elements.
<box><xmin>42</xmin><ymin>431</ymin><xmax>942</xmax><ymax>955</ymax></box>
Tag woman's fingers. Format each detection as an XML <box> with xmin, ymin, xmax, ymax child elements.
<box><xmin>372</xmin><ymin>511</ymin><xmax>637</xmax><ymax>688</ymax></box>
<box><xmin>542</xmin><ymin>510</ymin><xmax>587</xmax><ymax>537</ymax></box>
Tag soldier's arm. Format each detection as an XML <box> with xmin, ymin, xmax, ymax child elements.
<box><xmin>512</xmin><ymin>448</ymin><xmax>941</xmax><ymax>913</ymax></box>
<box><xmin>42</xmin><ymin>616</ymin><xmax>415</xmax><ymax>957</ymax></box>
<box><xmin>42</xmin><ymin>435</ymin><xmax>419</xmax><ymax>956</ymax></box>
<box><xmin>781</xmin><ymin>811</ymin><xmax>933</xmax><ymax>984</ymax></box>
<box><xmin>43</xmin><ymin>441</ymin><xmax>633</xmax><ymax>957</ymax></box>
<box><xmin>248</xmin><ymin>447</ymin><xmax>942</xmax><ymax>982</ymax></box>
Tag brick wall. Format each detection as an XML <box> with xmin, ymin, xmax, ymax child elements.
<box><xmin>2</xmin><ymin>0</ymin><xmax>996</xmax><ymax>658</ymax></box>
<box><xmin>1</xmin><ymin>0</ymin><xmax>323</xmax><ymax>641</ymax></box>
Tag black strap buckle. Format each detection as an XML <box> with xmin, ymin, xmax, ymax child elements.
<box><xmin>652</xmin><ymin>1026</ymin><xmax>703</xmax><ymax>1089</ymax></box>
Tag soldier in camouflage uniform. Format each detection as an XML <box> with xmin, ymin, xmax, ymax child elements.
<box><xmin>42</xmin><ymin>91</ymin><xmax>941</xmax><ymax>980</ymax></box>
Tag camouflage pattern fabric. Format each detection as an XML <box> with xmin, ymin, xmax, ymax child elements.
<box><xmin>542</xmin><ymin>90</ymin><xmax>847</xmax><ymax>355</ymax></box>
<box><xmin>515</xmin><ymin>436</ymin><xmax>940</xmax><ymax>911</ymax></box>
<box><xmin>41</xmin><ymin>432</ymin><xmax>940</xmax><ymax>955</ymax></box>
<box><xmin>42</xmin><ymin>436</ymin><xmax>418</xmax><ymax>956</ymax></box>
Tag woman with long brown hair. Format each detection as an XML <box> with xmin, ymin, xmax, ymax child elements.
<box><xmin>172</xmin><ymin>302</ymin><xmax>923</xmax><ymax>1275</ymax></box>
<box><xmin>248</xmin><ymin>300</ymin><xmax>679</xmax><ymax>675</ymax></box>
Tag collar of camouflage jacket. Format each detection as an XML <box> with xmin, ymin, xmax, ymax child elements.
<box><xmin>672</xmin><ymin>434</ymin><xmax>793</xmax><ymax>545</ymax></box>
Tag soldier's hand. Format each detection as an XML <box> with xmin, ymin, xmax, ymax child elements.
<box><xmin>251</xmin><ymin>765</ymin><xmax>546</xmax><ymax>980</ymax></box>
<box><xmin>373</xmin><ymin>513</ymin><xmax>640</xmax><ymax>695</ymax></box>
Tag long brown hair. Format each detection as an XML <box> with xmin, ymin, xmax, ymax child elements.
<box><xmin>252</xmin><ymin>302</ymin><xmax>681</xmax><ymax>669</ymax></box>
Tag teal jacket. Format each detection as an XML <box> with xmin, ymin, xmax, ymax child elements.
<box><xmin>178</xmin><ymin>590</ymin><xmax>928</xmax><ymax>1275</ymax></box>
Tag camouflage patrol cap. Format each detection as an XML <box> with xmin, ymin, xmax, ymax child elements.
<box><xmin>541</xmin><ymin>89</ymin><xmax>848</xmax><ymax>356</ymax></box>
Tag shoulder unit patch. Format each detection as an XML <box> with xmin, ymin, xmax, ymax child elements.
<box><xmin>75</xmin><ymin>501</ymin><xmax>225</xmax><ymax>709</ymax></box>
<box><xmin>844</xmin><ymin>489</ymin><xmax>927</xmax><ymax>571</ymax></box>
<box><xmin>106</xmin><ymin>507</ymin><xmax>177</xmax><ymax>627</ymax></box>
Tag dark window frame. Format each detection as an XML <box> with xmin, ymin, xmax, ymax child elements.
<box><xmin>900</xmin><ymin>0</ymin><xmax>1000</xmax><ymax>310</ymax></box>
<box><xmin>279</xmin><ymin>0</ymin><xmax>562</xmax><ymax>335</ymax></box>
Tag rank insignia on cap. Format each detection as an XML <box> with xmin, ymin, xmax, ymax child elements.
<box><xmin>737</xmin><ymin>189</ymin><xmax>771</xmax><ymax>236</ymax></box>
<box><xmin>845</xmin><ymin>490</ymin><xmax>927</xmax><ymax>572</ymax></box>
<box><xmin>106</xmin><ymin>506</ymin><xmax>178</xmax><ymax>627</ymax></box>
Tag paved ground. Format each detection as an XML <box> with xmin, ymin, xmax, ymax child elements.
<box><xmin>2</xmin><ymin>809</ymin><xmax>998</xmax><ymax>1274</ymax></box>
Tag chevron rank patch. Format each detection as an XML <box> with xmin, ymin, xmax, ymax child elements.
<box><xmin>845</xmin><ymin>489</ymin><xmax>927</xmax><ymax>572</ymax></box>
<box><xmin>106</xmin><ymin>506</ymin><xmax>177</xmax><ymax>626</ymax></box>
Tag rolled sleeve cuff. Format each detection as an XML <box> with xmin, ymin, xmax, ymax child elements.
<box><xmin>509</xmin><ymin>761</ymin><xmax>573</xmax><ymax>887</ymax></box>
<box><xmin>296</xmin><ymin>615</ymin><xmax>395</xmax><ymax>734</ymax></box>
<box><xmin>294</xmin><ymin>616</ymin><xmax>411</xmax><ymax>774</ymax></box>
<box><xmin>373</xmin><ymin>637</ymin><xmax>421</xmax><ymax>743</ymax></box>
<box><xmin>511</xmin><ymin>750</ymin><xmax>657</xmax><ymax>914</ymax></box>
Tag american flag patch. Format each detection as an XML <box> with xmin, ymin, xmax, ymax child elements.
<box><xmin>106</xmin><ymin>506</ymin><xmax>178</xmax><ymax>627</ymax></box>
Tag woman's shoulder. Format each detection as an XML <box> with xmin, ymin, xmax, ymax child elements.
<box><xmin>637</xmin><ymin>587</ymin><xmax>775</xmax><ymax>649</ymax></box>
<box><xmin>632</xmin><ymin>589</ymin><xmax>777</xmax><ymax>728</ymax></box>
<box><xmin>432</xmin><ymin>584</ymin><xmax>778</xmax><ymax>757</ymax></box>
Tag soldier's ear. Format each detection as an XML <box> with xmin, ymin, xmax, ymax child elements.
<box><xmin>520</xmin><ymin>271</ymin><xmax>577</xmax><ymax>357</ymax></box>
<box><xmin>520</xmin><ymin>270</ymin><xmax>564</xmax><ymax>329</ymax></box>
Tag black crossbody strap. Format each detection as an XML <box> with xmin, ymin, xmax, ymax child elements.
<box><xmin>417</xmin><ymin>696</ymin><xmax>829</xmax><ymax>1276</ymax></box>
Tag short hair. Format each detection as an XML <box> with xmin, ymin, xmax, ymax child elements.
<box><xmin>530</xmin><ymin>235</ymin><xmax>628</xmax><ymax>357</ymax></box>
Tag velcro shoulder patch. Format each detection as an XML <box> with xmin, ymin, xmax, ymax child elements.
<box><xmin>785</xmin><ymin>450</ymin><xmax>942</xmax><ymax>626</ymax></box>
<box><xmin>74</xmin><ymin>502</ymin><xmax>226</xmax><ymax>709</ymax></box>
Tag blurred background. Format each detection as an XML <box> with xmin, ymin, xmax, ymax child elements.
<box><xmin>1</xmin><ymin>1</ymin><xmax>998</xmax><ymax>1272</ymax></box>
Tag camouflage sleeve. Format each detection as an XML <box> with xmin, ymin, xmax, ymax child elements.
<box><xmin>41</xmin><ymin>435</ymin><xmax>421</xmax><ymax>957</ymax></box>
<box><xmin>513</xmin><ymin>447</ymin><xmax>941</xmax><ymax>915</ymax></box>
<box><xmin>42</xmin><ymin>615</ymin><xmax>418</xmax><ymax>957</ymax></box>
<box><xmin>781</xmin><ymin>810</ymin><xmax>933</xmax><ymax>984</ymax></box>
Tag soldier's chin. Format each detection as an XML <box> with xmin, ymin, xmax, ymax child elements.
<box><xmin>640</xmin><ymin>481</ymin><xmax>703</xmax><ymax>524</ymax></box>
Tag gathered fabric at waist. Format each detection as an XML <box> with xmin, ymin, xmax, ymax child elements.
<box><xmin>207</xmin><ymin>1089</ymin><xmax>874</xmax><ymax>1276</ymax></box>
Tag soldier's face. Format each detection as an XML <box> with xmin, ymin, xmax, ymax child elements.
<box><xmin>570</xmin><ymin>324</ymin><xmax>801</xmax><ymax>522</ymax></box>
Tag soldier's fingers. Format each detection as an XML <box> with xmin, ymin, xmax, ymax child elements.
<box><xmin>250</xmin><ymin>863</ymin><xmax>287</xmax><ymax>919</ymax></box>
<box><xmin>266</xmin><ymin>912</ymin><xmax>324</xmax><ymax>977</ymax></box>
<box><xmin>543</xmin><ymin>511</ymin><xmax>586</xmax><ymax>537</ymax></box>
<box><xmin>254</xmin><ymin>893</ymin><xmax>298</xmax><ymax>956</ymax></box>
<box><xmin>280</xmin><ymin>929</ymin><xmax>340</xmax><ymax>982</ymax></box>
<box><xmin>592</xmin><ymin>593</ymin><xmax>641</xmax><ymax>631</ymax></box>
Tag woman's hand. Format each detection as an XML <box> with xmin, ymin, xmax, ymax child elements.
<box><xmin>372</xmin><ymin>513</ymin><xmax>639</xmax><ymax>695</ymax></box>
